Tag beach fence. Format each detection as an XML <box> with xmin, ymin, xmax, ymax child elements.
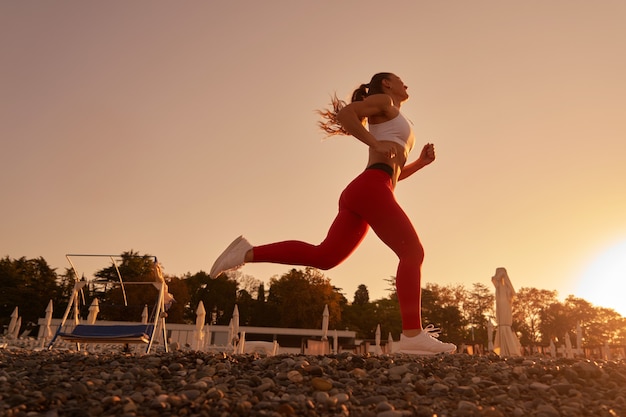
<box><xmin>37</xmin><ymin>318</ymin><xmax>357</xmax><ymax>354</ymax></box>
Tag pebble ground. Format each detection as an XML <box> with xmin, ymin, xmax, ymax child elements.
<box><xmin>1</xmin><ymin>349</ymin><xmax>625</xmax><ymax>416</ymax></box>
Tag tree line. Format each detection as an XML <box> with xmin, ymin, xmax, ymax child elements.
<box><xmin>1</xmin><ymin>252</ymin><xmax>625</xmax><ymax>348</ymax></box>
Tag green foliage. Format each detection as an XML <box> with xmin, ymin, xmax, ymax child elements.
<box><xmin>94</xmin><ymin>251</ymin><xmax>162</xmax><ymax>322</ymax></box>
<box><xmin>267</xmin><ymin>267</ymin><xmax>344</xmax><ymax>329</ymax></box>
<box><xmin>421</xmin><ymin>285</ymin><xmax>468</xmax><ymax>345</ymax></box>
<box><xmin>353</xmin><ymin>284</ymin><xmax>370</xmax><ymax>305</ymax></box>
<box><xmin>235</xmin><ymin>289</ymin><xmax>254</xmax><ymax>326</ymax></box>
<box><xmin>186</xmin><ymin>271</ymin><xmax>237</xmax><ymax>326</ymax></box>
<box><xmin>3</xmin><ymin>252</ymin><xmax>626</xmax><ymax>350</ymax></box>
<box><xmin>0</xmin><ymin>256</ymin><xmax>60</xmax><ymax>334</ymax></box>
<box><xmin>164</xmin><ymin>276</ymin><xmax>191</xmax><ymax>323</ymax></box>
<box><xmin>512</xmin><ymin>287</ymin><xmax>558</xmax><ymax>345</ymax></box>
<box><xmin>342</xmin><ymin>301</ymin><xmax>378</xmax><ymax>339</ymax></box>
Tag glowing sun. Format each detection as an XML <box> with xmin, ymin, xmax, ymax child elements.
<box><xmin>576</xmin><ymin>239</ymin><xmax>626</xmax><ymax>317</ymax></box>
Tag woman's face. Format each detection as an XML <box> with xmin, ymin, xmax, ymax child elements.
<box><xmin>385</xmin><ymin>74</ymin><xmax>409</xmax><ymax>101</ymax></box>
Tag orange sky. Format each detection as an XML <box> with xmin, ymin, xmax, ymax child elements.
<box><xmin>2</xmin><ymin>1</ymin><xmax>625</xmax><ymax>317</ymax></box>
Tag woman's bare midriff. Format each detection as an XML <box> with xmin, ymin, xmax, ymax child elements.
<box><xmin>368</xmin><ymin>143</ymin><xmax>407</xmax><ymax>186</ymax></box>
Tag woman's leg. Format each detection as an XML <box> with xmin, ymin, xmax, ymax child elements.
<box><xmin>340</xmin><ymin>170</ymin><xmax>424</xmax><ymax>331</ymax></box>
<box><xmin>365</xmin><ymin>205</ymin><xmax>424</xmax><ymax>331</ymax></box>
<box><xmin>251</xmin><ymin>204</ymin><xmax>369</xmax><ymax>270</ymax></box>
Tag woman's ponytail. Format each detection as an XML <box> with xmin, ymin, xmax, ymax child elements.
<box><xmin>351</xmin><ymin>83</ymin><xmax>370</xmax><ymax>102</ymax></box>
<box><xmin>317</xmin><ymin>93</ymin><xmax>349</xmax><ymax>136</ymax></box>
<box><xmin>317</xmin><ymin>73</ymin><xmax>392</xmax><ymax>137</ymax></box>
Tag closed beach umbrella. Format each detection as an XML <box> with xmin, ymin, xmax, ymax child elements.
<box><xmin>87</xmin><ymin>298</ymin><xmax>100</xmax><ymax>324</ymax></box>
<box><xmin>7</xmin><ymin>307</ymin><xmax>19</xmax><ymax>339</ymax></box>
<box><xmin>550</xmin><ymin>339</ymin><xmax>556</xmax><ymax>357</ymax></box>
<box><xmin>73</xmin><ymin>293</ymin><xmax>80</xmax><ymax>325</ymax></box>
<box><xmin>141</xmin><ymin>305</ymin><xmax>149</xmax><ymax>324</ymax></box>
<box><xmin>39</xmin><ymin>300</ymin><xmax>54</xmax><ymax>348</ymax></box>
<box><xmin>12</xmin><ymin>317</ymin><xmax>22</xmax><ymax>339</ymax></box>
<box><xmin>321</xmin><ymin>304</ymin><xmax>329</xmax><ymax>341</ymax></box>
<box><xmin>576</xmin><ymin>322</ymin><xmax>583</xmax><ymax>357</ymax></box>
<box><xmin>487</xmin><ymin>320</ymin><xmax>494</xmax><ymax>351</ymax></box>
<box><xmin>227</xmin><ymin>318</ymin><xmax>234</xmax><ymax>347</ymax></box>
<box><xmin>195</xmin><ymin>301</ymin><xmax>206</xmax><ymax>350</ymax></box>
<box><xmin>565</xmin><ymin>333</ymin><xmax>573</xmax><ymax>358</ymax></box>
<box><xmin>375</xmin><ymin>324</ymin><xmax>381</xmax><ymax>354</ymax></box>
<box><xmin>491</xmin><ymin>267</ymin><xmax>521</xmax><ymax>356</ymax></box>
<box><xmin>44</xmin><ymin>300</ymin><xmax>53</xmax><ymax>339</ymax></box>
<box><xmin>232</xmin><ymin>305</ymin><xmax>240</xmax><ymax>344</ymax></box>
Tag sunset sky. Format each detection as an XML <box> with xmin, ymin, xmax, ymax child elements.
<box><xmin>2</xmin><ymin>1</ymin><xmax>625</xmax><ymax>317</ymax></box>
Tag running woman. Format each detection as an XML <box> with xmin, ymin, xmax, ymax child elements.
<box><xmin>210</xmin><ymin>73</ymin><xmax>456</xmax><ymax>355</ymax></box>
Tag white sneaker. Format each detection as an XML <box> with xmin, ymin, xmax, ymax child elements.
<box><xmin>210</xmin><ymin>236</ymin><xmax>253</xmax><ymax>278</ymax></box>
<box><xmin>395</xmin><ymin>325</ymin><xmax>456</xmax><ymax>355</ymax></box>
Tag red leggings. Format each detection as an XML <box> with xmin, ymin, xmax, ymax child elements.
<box><xmin>252</xmin><ymin>167</ymin><xmax>424</xmax><ymax>330</ymax></box>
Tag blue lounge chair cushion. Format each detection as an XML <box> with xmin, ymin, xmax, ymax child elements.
<box><xmin>59</xmin><ymin>324</ymin><xmax>154</xmax><ymax>343</ymax></box>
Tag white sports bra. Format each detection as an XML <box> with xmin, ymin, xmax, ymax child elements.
<box><xmin>368</xmin><ymin>112</ymin><xmax>415</xmax><ymax>154</ymax></box>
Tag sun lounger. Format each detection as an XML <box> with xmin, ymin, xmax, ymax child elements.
<box><xmin>47</xmin><ymin>254</ymin><xmax>169</xmax><ymax>353</ymax></box>
<box><xmin>58</xmin><ymin>324</ymin><xmax>155</xmax><ymax>344</ymax></box>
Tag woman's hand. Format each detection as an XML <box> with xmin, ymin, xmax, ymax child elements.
<box><xmin>397</xmin><ymin>143</ymin><xmax>436</xmax><ymax>181</ymax></box>
<box><xmin>418</xmin><ymin>143</ymin><xmax>436</xmax><ymax>166</ymax></box>
<box><xmin>374</xmin><ymin>141</ymin><xmax>401</xmax><ymax>159</ymax></box>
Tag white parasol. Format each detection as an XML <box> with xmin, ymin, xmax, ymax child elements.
<box><xmin>73</xmin><ymin>292</ymin><xmax>81</xmax><ymax>325</ymax></box>
<box><xmin>487</xmin><ymin>319</ymin><xmax>494</xmax><ymax>351</ymax></box>
<box><xmin>42</xmin><ymin>300</ymin><xmax>53</xmax><ymax>345</ymax></box>
<box><xmin>565</xmin><ymin>333</ymin><xmax>573</xmax><ymax>358</ymax></box>
<box><xmin>576</xmin><ymin>322</ymin><xmax>583</xmax><ymax>357</ymax></box>
<box><xmin>227</xmin><ymin>318</ymin><xmax>234</xmax><ymax>348</ymax></box>
<box><xmin>195</xmin><ymin>301</ymin><xmax>206</xmax><ymax>350</ymax></box>
<box><xmin>491</xmin><ymin>267</ymin><xmax>521</xmax><ymax>356</ymax></box>
<box><xmin>7</xmin><ymin>307</ymin><xmax>19</xmax><ymax>339</ymax></box>
<box><xmin>86</xmin><ymin>298</ymin><xmax>100</xmax><ymax>324</ymax></box>
<box><xmin>321</xmin><ymin>304</ymin><xmax>329</xmax><ymax>341</ymax></box>
<box><xmin>375</xmin><ymin>324</ymin><xmax>381</xmax><ymax>354</ymax></box>
<box><xmin>232</xmin><ymin>305</ymin><xmax>240</xmax><ymax>349</ymax></box>
<box><xmin>12</xmin><ymin>317</ymin><xmax>22</xmax><ymax>339</ymax></box>
<box><xmin>141</xmin><ymin>305</ymin><xmax>149</xmax><ymax>324</ymax></box>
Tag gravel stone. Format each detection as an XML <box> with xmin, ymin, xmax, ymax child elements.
<box><xmin>0</xmin><ymin>349</ymin><xmax>625</xmax><ymax>416</ymax></box>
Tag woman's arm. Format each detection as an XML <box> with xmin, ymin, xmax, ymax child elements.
<box><xmin>398</xmin><ymin>143</ymin><xmax>436</xmax><ymax>181</ymax></box>
<box><xmin>337</xmin><ymin>95</ymin><xmax>399</xmax><ymax>157</ymax></box>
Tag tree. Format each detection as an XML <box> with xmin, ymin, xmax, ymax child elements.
<box><xmin>465</xmin><ymin>283</ymin><xmax>495</xmax><ymax>346</ymax></box>
<box><xmin>421</xmin><ymin>285</ymin><xmax>467</xmax><ymax>345</ymax></box>
<box><xmin>249</xmin><ymin>282</ymin><xmax>273</xmax><ymax>327</ymax></box>
<box><xmin>235</xmin><ymin>289</ymin><xmax>255</xmax><ymax>326</ymax></box>
<box><xmin>266</xmin><ymin>268</ymin><xmax>344</xmax><ymax>329</ymax></box>
<box><xmin>384</xmin><ymin>276</ymin><xmax>398</xmax><ymax>301</ymax></box>
<box><xmin>95</xmin><ymin>251</ymin><xmax>163</xmax><ymax>322</ymax></box>
<box><xmin>186</xmin><ymin>271</ymin><xmax>237</xmax><ymax>325</ymax></box>
<box><xmin>512</xmin><ymin>287</ymin><xmax>558</xmax><ymax>346</ymax></box>
<box><xmin>563</xmin><ymin>296</ymin><xmax>598</xmax><ymax>332</ymax></box>
<box><xmin>56</xmin><ymin>267</ymin><xmax>77</xmax><ymax>303</ymax></box>
<box><xmin>539</xmin><ymin>301</ymin><xmax>574</xmax><ymax>345</ymax></box>
<box><xmin>353</xmin><ymin>284</ymin><xmax>370</xmax><ymax>305</ymax></box>
<box><xmin>0</xmin><ymin>256</ymin><xmax>61</xmax><ymax>334</ymax></box>
<box><xmin>343</xmin><ymin>301</ymin><xmax>378</xmax><ymax>339</ymax></box>
<box><xmin>163</xmin><ymin>275</ymin><xmax>191</xmax><ymax>323</ymax></box>
<box><xmin>371</xmin><ymin>298</ymin><xmax>403</xmax><ymax>340</ymax></box>
<box><xmin>342</xmin><ymin>284</ymin><xmax>379</xmax><ymax>339</ymax></box>
<box><xmin>582</xmin><ymin>305</ymin><xmax>625</xmax><ymax>346</ymax></box>
<box><xmin>230</xmin><ymin>270</ymin><xmax>262</xmax><ymax>300</ymax></box>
